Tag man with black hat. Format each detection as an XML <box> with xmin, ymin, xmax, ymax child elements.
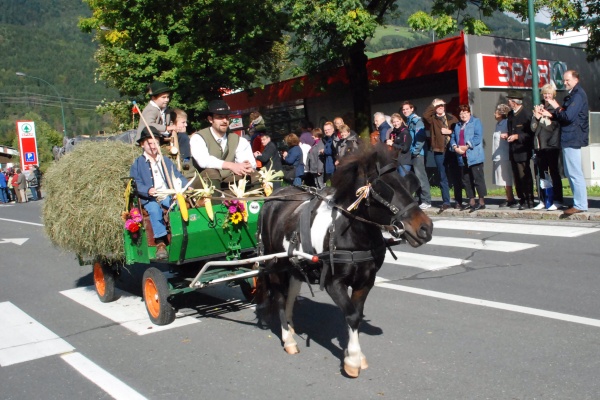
<box><xmin>135</xmin><ymin>80</ymin><xmax>178</xmax><ymax>143</ymax></box>
<box><xmin>505</xmin><ymin>90</ymin><xmax>535</xmax><ymax>210</ymax></box>
<box><xmin>130</xmin><ymin>126</ymin><xmax>187</xmax><ymax>260</ymax></box>
<box><xmin>189</xmin><ymin>99</ymin><xmax>256</xmax><ymax>188</ymax></box>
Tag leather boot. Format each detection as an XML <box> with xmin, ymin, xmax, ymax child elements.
<box><xmin>155</xmin><ymin>242</ymin><xmax>168</xmax><ymax>260</ymax></box>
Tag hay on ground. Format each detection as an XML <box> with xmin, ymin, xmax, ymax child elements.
<box><xmin>42</xmin><ymin>141</ymin><xmax>141</xmax><ymax>262</ymax></box>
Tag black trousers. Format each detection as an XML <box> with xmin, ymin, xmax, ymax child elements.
<box><xmin>534</xmin><ymin>149</ymin><xmax>563</xmax><ymax>202</ymax></box>
<box><xmin>511</xmin><ymin>159</ymin><xmax>534</xmax><ymax>202</ymax></box>
<box><xmin>460</xmin><ymin>162</ymin><xmax>487</xmax><ymax>200</ymax></box>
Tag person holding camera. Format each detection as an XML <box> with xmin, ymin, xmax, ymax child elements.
<box><xmin>531</xmin><ymin>84</ymin><xmax>563</xmax><ymax>211</ymax></box>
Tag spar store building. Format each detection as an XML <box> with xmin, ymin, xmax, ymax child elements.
<box><xmin>225</xmin><ymin>32</ymin><xmax>600</xmax><ymax>187</ymax></box>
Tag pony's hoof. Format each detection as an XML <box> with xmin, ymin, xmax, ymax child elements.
<box><xmin>284</xmin><ymin>345</ymin><xmax>299</xmax><ymax>355</ymax></box>
<box><xmin>343</xmin><ymin>364</ymin><xmax>361</xmax><ymax>378</ymax></box>
<box><xmin>361</xmin><ymin>357</ymin><xmax>369</xmax><ymax>370</ymax></box>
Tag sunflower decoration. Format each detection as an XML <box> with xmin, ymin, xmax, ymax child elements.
<box><xmin>228</xmin><ymin>176</ymin><xmax>263</xmax><ymax>222</ymax></box>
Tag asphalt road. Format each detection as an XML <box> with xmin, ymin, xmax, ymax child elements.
<box><xmin>2</xmin><ymin>201</ymin><xmax>600</xmax><ymax>399</ymax></box>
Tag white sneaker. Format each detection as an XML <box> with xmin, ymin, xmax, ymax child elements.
<box><xmin>547</xmin><ymin>204</ymin><xmax>558</xmax><ymax>211</ymax></box>
<box><xmin>419</xmin><ymin>203</ymin><xmax>431</xmax><ymax>210</ymax></box>
<box><xmin>533</xmin><ymin>202</ymin><xmax>545</xmax><ymax>210</ymax></box>
<box><xmin>553</xmin><ymin>201</ymin><xmax>565</xmax><ymax>209</ymax></box>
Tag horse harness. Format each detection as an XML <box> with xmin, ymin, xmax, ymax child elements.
<box><xmin>258</xmin><ymin>162</ymin><xmax>419</xmax><ymax>293</ymax></box>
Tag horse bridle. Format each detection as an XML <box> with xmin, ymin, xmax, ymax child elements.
<box><xmin>363</xmin><ymin>162</ymin><xmax>420</xmax><ymax>238</ymax></box>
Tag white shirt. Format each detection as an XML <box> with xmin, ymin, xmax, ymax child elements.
<box><xmin>143</xmin><ymin>153</ymin><xmax>168</xmax><ymax>200</ymax></box>
<box><xmin>190</xmin><ymin>128</ymin><xmax>257</xmax><ymax>170</ymax></box>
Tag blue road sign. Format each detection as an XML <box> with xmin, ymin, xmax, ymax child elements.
<box><xmin>25</xmin><ymin>152</ymin><xmax>36</xmax><ymax>162</ymax></box>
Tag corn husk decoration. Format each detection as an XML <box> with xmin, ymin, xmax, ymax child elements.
<box><xmin>187</xmin><ymin>174</ymin><xmax>215</xmax><ymax>221</ymax></box>
<box><xmin>228</xmin><ymin>176</ymin><xmax>264</xmax><ymax>222</ymax></box>
<box><xmin>155</xmin><ymin>171</ymin><xmax>196</xmax><ymax>222</ymax></box>
<box><xmin>257</xmin><ymin>163</ymin><xmax>284</xmax><ymax>197</ymax></box>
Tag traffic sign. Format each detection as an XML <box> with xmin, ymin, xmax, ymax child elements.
<box><xmin>16</xmin><ymin>121</ymin><xmax>39</xmax><ymax>171</ymax></box>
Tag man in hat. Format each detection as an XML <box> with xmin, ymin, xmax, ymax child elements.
<box><xmin>130</xmin><ymin>126</ymin><xmax>187</xmax><ymax>260</ymax></box>
<box><xmin>135</xmin><ymin>80</ymin><xmax>178</xmax><ymax>143</ymax></box>
<box><xmin>505</xmin><ymin>90</ymin><xmax>535</xmax><ymax>210</ymax></box>
<box><xmin>189</xmin><ymin>99</ymin><xmax>256</xmax><ymax>188</ymax></box>
<box><xmin>423</xmin><ymin>98</ymin><xmax>460</xmax><ymax>211</ymax></box>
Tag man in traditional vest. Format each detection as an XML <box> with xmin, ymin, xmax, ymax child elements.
<box><xmin>189</xmin><ymin>100</ymin><xmax>256</xmax><ymax>188</ymax></box>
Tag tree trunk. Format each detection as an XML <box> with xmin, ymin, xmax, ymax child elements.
<box><xmin>344</xmin><ymin>40</ymin><xmax>371</xmax><ymax>138</ymax></box>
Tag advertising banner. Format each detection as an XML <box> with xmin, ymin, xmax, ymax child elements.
<box><xmin>16</xmin><ymin>121</ymin><xmax>39</xmax><ymax>171</ymax></box>
<box><xmin>477</xmin><ymin>54</ymin><xmax>567</xmax><ymax>90</ymax></box>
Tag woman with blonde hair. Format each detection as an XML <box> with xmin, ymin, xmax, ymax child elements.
<box><xmin>531</xmin><ymin>83</ymin><xmax>563</xmax><ymax>210</ymax></box>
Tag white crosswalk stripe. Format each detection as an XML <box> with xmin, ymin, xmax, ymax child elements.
<box><xmin>384</xmin><ymin>252</ymin><xmax>468</xmax><ymax>270</ymax></box>
<box><xmin>60</xmin><ymin>286</ymin><xmax>199</xmax><ymax>335</ymax></box>
<box><xmin>433</xmin><ymin>220</ymin><xmax>600</xmax><ymax>237</ymax></box>
<box><xmin>427</xmin><ymin>236</ymin><xmax>537</xmax><ymax>252</ymax></box>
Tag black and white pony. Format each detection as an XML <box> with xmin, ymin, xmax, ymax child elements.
<box><xmin>257</xmin><ymin>144</ymin><xmax>433</xmax><ymax>377</ymax></box>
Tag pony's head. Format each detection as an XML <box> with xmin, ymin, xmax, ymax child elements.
<box><xmin>332</xmin><ymin>143</ymin><xmax>433</xmax><ymax>247</ymax></box>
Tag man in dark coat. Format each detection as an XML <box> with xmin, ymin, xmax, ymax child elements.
<box><xmin>506</xmin><ymin>90</ymin><xmax>535</xmax><ymax>210</ymax></box>
<box><xmin>545</xmin><ymin>69</ymin><xmax>589</xmax><ymax>215</ymax></box>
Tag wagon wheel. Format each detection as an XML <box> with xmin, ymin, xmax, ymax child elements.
<box><xmin>142</xmin><ymin>267</ymin><xmax>176</xmax><ymax>325</ymax></box>
<box><xmin>239</xmin><ymin>277</ymin><xmax>258</xmax><ymax>303</ymax></box>
<box><xmin>93</xmin><ymin>259</ymin><xmax>116</xmax><ymax>303</ymax></box>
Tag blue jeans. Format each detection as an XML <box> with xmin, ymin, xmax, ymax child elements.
<box><xmin>433</xmin><ymin>151</ymin><xmax>450</xmax><ymax>205</ymax></box>
<box><xmin>142</xmin><ymin>196</ymin><xmax>172</xmax><ymax>238</ymax></box>
<box><xmin>397</xmin><ymin>165</ymin><xmax>412</xmax><ymax>177</ymax></box>
<box><xmin>0</xmin><ymin>187</ymin><xmax>7</xmax><ymax>203</ymax></box>
<box><xmin>412</xmin><ymin>155</ymin><xmax>431</xmax><ymax>204</ymax></box>
<box><xmin>293</xmin><ymin>177</ymin><xmax>303</xmax><ymax>186</ymax></box>
<box><xmin>29</xmin><ymin>187</ymin><xmax>38</xmax><ymax>201</ymax></box>
<box><xmin>563</xmin><ymin>147</ymin><xmax>588</xmax><ymax>210</ymax></box>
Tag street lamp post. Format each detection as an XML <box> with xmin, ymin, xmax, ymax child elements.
<box><xmin>16</xmin><ymin>72</ymin><xmax>67</xmax><ymax>137</ymax></box>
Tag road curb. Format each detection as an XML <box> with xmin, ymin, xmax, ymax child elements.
<box><xmin>425</xmin><ymin>208</ymin><xmax>600</xmax><ymax>221</ymax></box>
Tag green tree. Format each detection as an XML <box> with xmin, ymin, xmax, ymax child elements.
<box><xmin>79</xmin><ymin>0</ymin><xmax>290</xmax><ymax>119</ymax></box>
<box><xmin>284</xmin><ymin>0</ymin><xmax>396</xmax><ymax>136</ymax></box>
<box><xmin>407</xmin><ymin>0</ymin><xmax>593</xmax><ymax>58</ymax></box>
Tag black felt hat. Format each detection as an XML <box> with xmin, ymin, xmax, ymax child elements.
<box><xmin>137</xmin><ymin>126</ymin><xmax>162</xmax><ymax>143</ymax></box>
<box><xmin>506</xmin><ymin>90</ymin><xmax>524</xmax><ymax>100</ymax></box>
<box><xmin>207</xmin><ymin>99</ymin><xmax>231</xmax><ymax>115</ymax></box>
<box><xmin>147</xmin><ymin>81</ymin><xmax>172</xmax><ymax>97</ymax></box>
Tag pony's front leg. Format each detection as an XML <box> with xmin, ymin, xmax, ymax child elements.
<box><xmin>281</xmin><ymin>276</ymin><xmax>302</xmax><ymax>354</ymax></box>
<box><xmin>326</xmin><ymin>279</ymin><xmax>364</xmax><ymax>378</ymax></box>
<box><xmin>350</xmin><ymin>286</ymin><xmax>373</xmax><ymax>371</ymax></box>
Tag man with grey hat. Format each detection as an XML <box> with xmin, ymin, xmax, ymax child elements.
<box><xmin>135</xmin><ymin>80</ymin><xmax>178</xmax><ymax>143</ymax></box>
<box><xmin>505</xmin><ymin>90</ymin><xmax>535</xmax><ymax>210</ymax></box>
<box><xmin>189</xmin><ymin>99</ymin><xmax>256</xmax><ymax>188</ymax></box>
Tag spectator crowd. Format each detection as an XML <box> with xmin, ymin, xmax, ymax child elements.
<box><xmin>130</xmin><ymin>68</ymin><xmax>589</xmax><ymax>232</ymax></box>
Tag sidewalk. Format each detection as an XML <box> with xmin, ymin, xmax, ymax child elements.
<box><xmin>424</xmin><ymin>196</ymin><xmax>600</xmax><ymax>222</ymax></box>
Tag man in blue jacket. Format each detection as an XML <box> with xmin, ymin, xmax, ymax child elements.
<box><xmin>130</xmin><ymin>126</ymin><xmax>187</xmax><ymax>259</ymax></box>
<box><xmin>402</xmin><ymin>101</ymin><xmax>431</xmax><ymax>209</ymax></box>
<box><xmin>545</xmin><ymin>70</ymin><xmax>589</xmax><ymax>215</ymax></box>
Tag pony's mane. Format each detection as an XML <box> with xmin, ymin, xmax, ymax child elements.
<box><xmin>331</xmin><ymin>142</ymin><xmax>394</xmax><ymax>204</ymax></box>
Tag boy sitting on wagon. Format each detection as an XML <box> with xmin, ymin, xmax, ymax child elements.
<box><xmin>130</xmin><ymin>126</ymin><xmax>188</xmax><ymax>260</ymax></box>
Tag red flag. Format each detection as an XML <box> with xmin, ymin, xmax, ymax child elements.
<box><xmin>132</xmin><ymin>106</ymin><xmax>139</xmax><ymax>114</ymax></box>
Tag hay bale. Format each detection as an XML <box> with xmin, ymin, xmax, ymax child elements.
<box><xmin>42</xmin><ymin>141</ymin><xmax>141</xmax><ymax>261</ymax></box>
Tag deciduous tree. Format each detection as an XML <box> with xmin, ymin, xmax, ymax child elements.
<box><xmin>80</xmin><ymin>0</ymin><xmax>289</xmax><ymax>120</ymax></box>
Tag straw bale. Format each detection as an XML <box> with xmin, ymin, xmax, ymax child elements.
<box><xmin>42</xmin><ymin>141</ymin><xmax>141</xmax><ymax>261</ymax></box>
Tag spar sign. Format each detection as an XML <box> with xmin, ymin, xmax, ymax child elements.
<box><xmin>477</xmin><ymin>54</ymin><xmax>567</xmax><ymax>90</ymax></box>
<box><xmin>16</xmin><ymin>121</ymin><xmax>39</xmax><ymax>171</ymax></box>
